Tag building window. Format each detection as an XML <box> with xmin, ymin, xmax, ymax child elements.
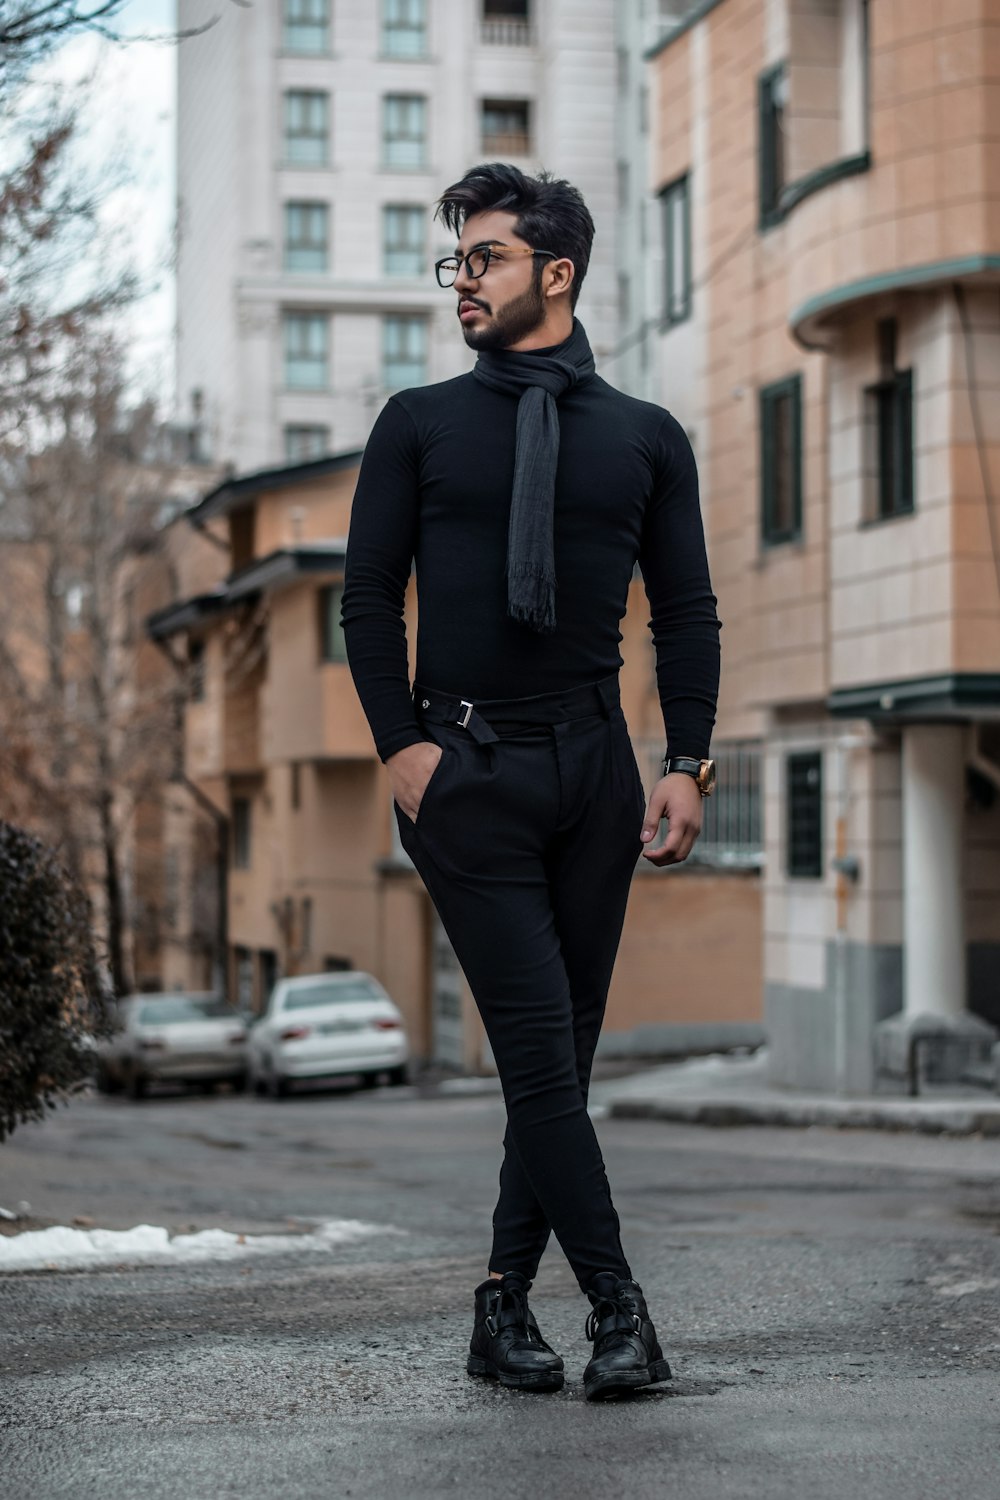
<box><xmin>187</xmin><ymin>638</ymin><xmax>205</xmax><ymax>702</ymax></box>
<box><xmin>284</xmin><ymin>202</ymin><xmax>329</xmax><ymax>273</ymax></box>
<box><xmin>786</xmin><ymin>751</ymin><xmax>823</xmax><ymax>879</ymax></box>
<box><xmin>480</xmin><ymin>0</ymin><xmax>533</xmax><ymax>45</ymax></box>
<box><xmin>283</xmin><ymin>311</ymin><xmax>328</xmax><ymax>390</ymax></box>
<box><xmin>863</xmin><ymin>318</ymin><xmax>914</xmax><ymax>522</ymax></box>
<box><xmin>383</xmin><ymin>204</ymin><xmax>425</xmax><ymax>276</ymax></box>
<box><xmin>232</xmin><ymin>798</ymin><xmax>252</xmax><ymax>871</ymax></box>
<box><xmin>383</xmin><ymin>0</ymin><xmax>426</xmax><ymax>57</ymax></box>
<box><xmin>283</xmin><ymin>0</ymin><xmax>329</xmax><ymax>53</ymax></box>
<box><xmin>383</xmin><ymin>94</ymin><xmax>427</xmax><ymax>169</ymax></box>
<box><xmin>318</xmin><ymin>582</ymin><xmax>348</xmax><ymax>663</ymax></box>
<box><xmin>660</xmin><ymin>173</ymin><xmax>691</xmax><ymax>326</ymax></box>
<box><xmin>481</xmin><ymin>98</ymin><xmax>531</xmax><ymax>156</ymax></box>
<box><xmin>760</xmin><ymin>374</ymin><xmax>802</xmax><ymax>546</ymax></box>
<box><xmin>383</xmin><ymin>314</ymin><xmax>427</xmax><ymax>390</ymax></box>
<box><xmin>758</xmin><ymin>62</ymin><xmax>787</xmax><ymax>228</ymax></box>
<box><xmin>284</xmin><ymin>424</ymin><xmax>330</xmax><ymax>462</ymax></box>
<box><xmin>285</xmin><ymin>90</ymin><xmax>329</xmax><ymax>167</ymax></box>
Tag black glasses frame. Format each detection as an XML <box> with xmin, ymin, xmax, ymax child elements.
<box><xmin>434</xmin><ymin>243</ymin><xmax>557</xmax><ymax>288</ymax></box>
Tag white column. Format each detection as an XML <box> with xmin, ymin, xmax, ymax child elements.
<box><xmin>901</xmin><ymin>723</ymin><xmax>966</xmax><ymax>1019</ymax></box>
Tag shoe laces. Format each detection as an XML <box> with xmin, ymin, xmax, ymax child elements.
<box><xmin>486</xmin><ymin>1279</ymin><xmax>540</xmax><ymax>1342</ymax></box>
<box><xmin>586</xmin><ymin>1292</ymin><xmax>642</xmax><ymax>1347</ymax></box>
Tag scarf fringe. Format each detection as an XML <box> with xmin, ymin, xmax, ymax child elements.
<box><xmin>507</xmin><ymin>565</ymin><xmax>558</xmax><ymax>634</ymax></box>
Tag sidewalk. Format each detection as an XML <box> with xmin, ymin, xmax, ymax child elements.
<box><xmin>590</xmin><ymin>1048</ymin><xmax>1000</xmax><ymax>1137</ymax></box>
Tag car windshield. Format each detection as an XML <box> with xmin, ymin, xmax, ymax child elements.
<box><xmin>136</xmin><ymin>996</ymin><xmax>233</xmax><ymax>1025</ymax></box>
<box><xmin>281</xmin><ymin>981</ymin><xmax>383</xmax><ymax>1011</ymax></box>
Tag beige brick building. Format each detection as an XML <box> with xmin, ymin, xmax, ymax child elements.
<box><xmin>647</xmin><ymin>0</ymin><xmax>1000</xmax><ymax>1089</ymax></box>
<box><xmin>149</xmin><ymin>451</ymin><xmax>761</xmax><ymax>1072</ymax></box>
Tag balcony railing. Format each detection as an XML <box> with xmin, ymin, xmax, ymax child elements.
<box><xmin>479</xmin><ymin>20</ymin><xmax>536</xmax><ymax>46</ymax></box>
<box><xmin>633</xmin><ymin>736</ymin><xmax>764</xmax><ymax>870</ymax></box>
<box><xmin>481</xmin><ymin>131</ymin><xmax>532</xmax><ymax>157</ymax></box>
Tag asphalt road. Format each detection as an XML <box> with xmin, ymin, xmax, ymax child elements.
<box><xmin>2</xmin><ymin>1077</ymin><xmax>999</xmax><ymax>1499</ymax></box>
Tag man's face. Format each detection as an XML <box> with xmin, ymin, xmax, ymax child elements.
<box><xmin>451</xmin><ymin>210</ymin><xmax>549</xmax><ymax>351</ymax></box>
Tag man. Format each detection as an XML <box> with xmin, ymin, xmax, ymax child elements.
<box><xmin>341</xmin><ymin>163</ymin><xmax>721</xmax><ymax>1400</ymax></box>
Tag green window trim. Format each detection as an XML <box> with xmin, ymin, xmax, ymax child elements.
<box><xmin>759</xmin><ymin>373</ymin><xmax>803</xmax><ymax>547</ymax></box>
<box><xmin>758</xmin><ymin>62</ymin><xmax>786</xmax><ymax>231</ymax></box>
<box><xmin>318</xmin><ymin>581</ymin><xmax>348</xmax><ymax>663</ymax></box>
<box><xmin>786</xmin><ymin>751</ymin><xmax>823</xmax><ymax>880</ymax></box>
<box><xmin>659</xmin><ymin>172</ymin><xmax>691</xmax><ymax>328</ymax></box>
<box><xmin>863</xmin><ymin>367</ymin><xmax>914</xmax><ymax>522</ymax></box>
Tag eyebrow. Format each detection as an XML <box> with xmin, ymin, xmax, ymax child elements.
<box><xmin>453</xmin><ymin>239</ymin><xmax>511</xmax><ymax>254</ymax></box>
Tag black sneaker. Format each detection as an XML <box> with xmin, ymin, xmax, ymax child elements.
<box><xmin>467</xmin><ymin>1272</ymin><xmax>565</xmax><ymax>1392</ymax></box>
<box><xmin>582</xmin><ymin>1272</ymin><xmax>672</xmax><ymax>1401</ymax></box>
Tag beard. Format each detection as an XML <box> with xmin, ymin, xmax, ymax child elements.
<box><xmin>460</xmin><ymin>277</ymin><xmax>547</xmax><ymax>351</ymax></box>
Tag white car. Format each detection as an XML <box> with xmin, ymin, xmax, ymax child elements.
<box><xmin>247</xmin><ymin>971</ymin><xmax>410</xmax><ymax>1098</ymax></box>
<box><xmin>95</xmin><ymin>993</ymin><xmax>249</xmax><ymax>1099</ymax></box>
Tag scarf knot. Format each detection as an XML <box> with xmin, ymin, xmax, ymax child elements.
<box><xmin>472</xmin><ymin>318</ymin><xmax>596</xmax><ymax>635</ymax></box>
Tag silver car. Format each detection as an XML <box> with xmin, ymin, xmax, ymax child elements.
<box><xmin>95</xmin><ymin>993</ymin><xmax>249</xmax><ymax>1099</ymax></box>
<box><xmin>247</xmin><ymin>971</ymin><xmax>409</xmax><ymax>1099</ymax></box>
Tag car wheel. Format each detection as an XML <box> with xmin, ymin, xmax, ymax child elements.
<box><xmin>198</xmin><ymin>1079</ymin><xmax>217</xmax><ymax>1095</ymax></box>
<box><xmin>268</xmin><ymin>1066</ymin><xmax>290</xmax><ymax>1100</ymax></box>
<box><xmin>230</xmin><ymin>1071</ymin><xmax>248</xmax><ymax>1095</ymax></box>
<box><xmin>388</xmin><ymin>1065</ymin><xmax>408</xmax><ymax>1087</ymax></box>
<box><xmin>95</xmin><ymin>1061</ymin><xmax>121</xmax><ymax>1095</ymax></box>
<box><xmin>126</xmin><ymin>1066</ymin><xmax>147</xmax><ymax>1101</ymax></box>
<box><xmin>360</xmin><ymin>1071</ymin><xmax>379</xmax><ymax>1090</ymax></box>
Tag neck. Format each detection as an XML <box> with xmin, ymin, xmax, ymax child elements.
<box><xmin>505</xmin><ymin>306</ymin><xmax>575</xmax><ymax>352</ymax></box>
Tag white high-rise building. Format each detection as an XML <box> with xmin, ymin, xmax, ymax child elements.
<box><xmin>176</xmin><ymin>0</ymin><xmax>619</xmax><ymax>471</ymax></box>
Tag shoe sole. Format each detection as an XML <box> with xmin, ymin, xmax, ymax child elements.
<box><xmin>467</xmin><ymin>1354</ymin><xmax>565</xmax><ymax>1392</ymax></box>
<box><xmin>584</xmin><ymin>1357</ymin><xmax>672</xmax><ymax>1402</ymax></box>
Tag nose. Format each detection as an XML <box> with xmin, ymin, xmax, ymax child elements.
<box><xmin>453</xmin><ymin>259</ymin><xmax>480</xmax><ymax>297</ymax></box>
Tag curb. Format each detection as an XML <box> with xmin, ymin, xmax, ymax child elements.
<box><xmin>608</xmin><ymin>1096</ymin><xmax>1000</xmax><ymax>1137</ymax></box>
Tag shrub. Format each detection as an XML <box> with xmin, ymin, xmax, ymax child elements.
<box><xmin>0</xmin><ymin>820</ymin><xmax>114</xmax><ymax>1141</ymax></box>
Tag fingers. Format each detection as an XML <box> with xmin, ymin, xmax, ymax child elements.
<box><xmin>639</xmin><ymin>807</ymin><xmax>701</xmax><ymax>865</ymax></box>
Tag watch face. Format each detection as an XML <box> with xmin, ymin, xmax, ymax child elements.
<box><xmin>700</xmin><ymin>760</ymin><xmax>717</xmax><ymax>793</ymax></box>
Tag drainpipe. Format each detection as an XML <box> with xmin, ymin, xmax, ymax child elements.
<box><xmin>829</xmin><ymin>732</ymin><xmax>870</xmax><ymax>1094</ymax></box>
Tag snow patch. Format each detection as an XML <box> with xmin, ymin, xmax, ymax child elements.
<box><xmin>0</xmin><ymin>1218</ymin><xmax>394</xmax><ymax>1272</ymax></box>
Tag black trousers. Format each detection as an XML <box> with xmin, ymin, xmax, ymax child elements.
<box><xmin>394</xmin><ymin>673</ymin><xmax>647</xmax><ymax>1291</ymax></box>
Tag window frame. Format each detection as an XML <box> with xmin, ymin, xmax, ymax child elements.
<box><xmin>232</xmin><ymin>797</ymin><xmax>252</xmax><ymax>871</ymax></box>
<box><xmin>759</xmin><ymin>373</ymin><xmax>803</xmax><ymax>547</ymax></box>
<box><xmin>382</xmin><ymin>312</ymin><xmax>428</xmax><ymax>391</ymax></box>
<box><xmin>382</xmin><ymin>0</ymin><xmax>427</xmax><ymax>58</ymax></box>
<box><xmin>758</xmin><ymin>61</ymin><xmax>787</xmax><ymax>230</ymax></box>
<box><xmin>480</xmin><ymin>97</ymin><xmax>532</xmax><ymax>157</ymax></box>
<box><xmin>282</xmin><ymin>0</ymin><xmax>329</xmax><ymax>54</ymax></box>
<box><xmin>786</xmin><ymin>751</ymin><xmax>823</xmax><ymax>880</ymax></box>
<box><xmin>318</xmin><ymin>581</ymin><xmax>348</xmax><ymax>664</ymax></box>
<box><xmin>382</xmin><ymin>93</ymin><xmax>428</xmax><ymax>170</ymax></box>
<box><xmin>284</xmin><ymin>424</ymin><xmax>330</xmax><ymax>462</ymax></box>
<box><xmin>284</xmin><ymin>89</ymin><xmax>329</xmax><ymax>167</ymax></box>
<box><xmin>660</xmin><ymin>172</ymin><xmax>691</xmax><ymax>327</ymax></box>
<box><xmin>283</xmin><ymin>310</ymin><xmax>329</xmax><ymax>391</ymax></box>
<box><xmin>283</xmin><ymin>201</ymin><xmax>329</xmax><ymax>274</ymax></box>
<box><xmin>863</xmin><ymin>367</ymin><xmax>914</xmax><ymax>523</ymax></box>
<box><xmin>382</xmin><ymin>203</ymin><xmax>426</xmax><ymax>277</ymax></box>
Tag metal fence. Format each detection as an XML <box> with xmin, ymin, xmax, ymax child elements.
<box><xmin>633</xmin><ymin>737</ymin><xmax>764</xmax><ymax>869</ymax></box>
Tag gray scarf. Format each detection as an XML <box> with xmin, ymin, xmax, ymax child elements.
<box><xmin>472</xmin><ymin>317</ymin><xmax>596</xmax><ymax>635</ymax></box>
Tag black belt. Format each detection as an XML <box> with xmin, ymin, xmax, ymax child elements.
<box><xmin>412</xmin><ymin>673</ymin><xmax>620</xmax><ymax>746</ymax></box>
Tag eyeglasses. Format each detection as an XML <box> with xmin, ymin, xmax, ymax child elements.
<box><xmin>434</xmin><ymin>243</ymin><xmax>557</xmax><ymax>288</ymax></box>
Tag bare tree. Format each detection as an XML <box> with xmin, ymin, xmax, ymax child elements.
<box><xmin>0</xmin><ymin>326</ymin><xmax>192</xmax><ymax>995</ymax></box>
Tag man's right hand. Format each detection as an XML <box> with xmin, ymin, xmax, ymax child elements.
<box><xmin>386</xmin><ymin>741</ymin><xmax>443</xmax><ymax>822</ymax></box>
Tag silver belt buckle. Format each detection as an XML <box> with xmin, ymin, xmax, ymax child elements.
<box><xmin>457</xmin><ymin>699</ymin><xmax>474</xmax><ymax>728</ymax></box>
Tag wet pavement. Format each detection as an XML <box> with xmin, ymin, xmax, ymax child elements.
<box><xmin>2</xmin><ymin>1080</ymin><xmax>999</xmax><ymax>1498</ymax></box>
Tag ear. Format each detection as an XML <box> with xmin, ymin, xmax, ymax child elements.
<box><xmin>544</xmin><ymin>257</ymin><xmax>575</xmax><ymax>300</ymax></box>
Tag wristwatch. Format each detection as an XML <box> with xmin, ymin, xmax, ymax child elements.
<box><xmin>662</xmin><ymin>755</ymin><xmax>716</xmax><ymax>797</ymax></box>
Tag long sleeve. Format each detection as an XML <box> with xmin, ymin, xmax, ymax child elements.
<box><xmin>637</xmin><ymin>412</ymin><xmax>722</xmax><ymax>762</ymax></box>
<box><xmin>340</xmin><ymin>397</ymin><xmax>426</xmax><ymax>763</ymax></box>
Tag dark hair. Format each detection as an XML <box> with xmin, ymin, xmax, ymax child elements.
<box><xmin>434</xmin><ymin>163</ymin><xmax>594</xmax><ymax>310</ymax></box>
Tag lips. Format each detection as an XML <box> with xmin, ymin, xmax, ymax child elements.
<box><xmin>459</xmin><ymin>301</ymin><xmax>484</xmax><ymax>318</ymax></box>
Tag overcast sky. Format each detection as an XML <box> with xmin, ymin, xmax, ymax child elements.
<box><xmin>40</xmin><ymin>0</ymin><xmax>178</xmax><ymax>410</ymax></box>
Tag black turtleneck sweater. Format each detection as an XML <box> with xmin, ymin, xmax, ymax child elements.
<box><xmin>340</xmin><ymin>354</ymin><xmax>722</xmax><ymax>766</ymax></box>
